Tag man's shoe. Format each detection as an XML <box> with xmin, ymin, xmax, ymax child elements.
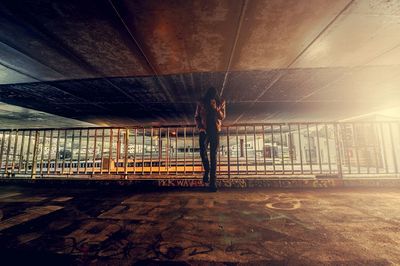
<box><xmin>202</xmin><ymin>172</ymin><xmax>209</xmax><ymax>183</ymax></box>
<box><xmin>209</xmin><ymin>185</ymin><xmax>217</xmax><ymax>192</ymax></box>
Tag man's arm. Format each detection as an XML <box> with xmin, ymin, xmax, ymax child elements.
<box><xmin>216</xmin><ymin>100</ymin><xmax>226</xmax><ymax>120</ymax></box>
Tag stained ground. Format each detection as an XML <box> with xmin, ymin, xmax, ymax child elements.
<box><xmin>0</xmin><ymin>185</ymin><xmax>399</xmax><ymax>265</ymax></box>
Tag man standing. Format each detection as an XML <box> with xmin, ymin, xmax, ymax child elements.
<box><xmin>195</xmin><ymin>87</ymin><xmax>226</xmax><ymax>192</ymax></box>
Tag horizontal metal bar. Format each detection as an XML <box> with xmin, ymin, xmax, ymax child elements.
<box><xmin>3</xmin><ymin>121</ymin><xmax>399</xmax><ymax>133</ymax></box>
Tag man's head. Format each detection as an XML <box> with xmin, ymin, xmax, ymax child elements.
<box><xmin>204</xmin><ymin>87</ymin><xmax>218</xmax><ymax>101</ymax></box>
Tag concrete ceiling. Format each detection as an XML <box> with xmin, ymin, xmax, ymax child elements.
<box><xmin>0</xmin><ymin>0</ymin><xmax>400</xmax><ymax>127</ymax></box>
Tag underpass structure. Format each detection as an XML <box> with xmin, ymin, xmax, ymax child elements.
<box><xmin>0</xmin><ymin>0</ymin><xmax>400</xmax><ymax>186</ymax></box>
<box><xmin>2</xmin><ymin>2</ymin><xmax>400</xmax><ymax>264</ymax></box>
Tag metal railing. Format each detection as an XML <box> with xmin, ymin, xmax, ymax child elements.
<box><xmin>0</xmin><ymin>121</ymin><xmax>399</xmax><ymax>179</ymax></box>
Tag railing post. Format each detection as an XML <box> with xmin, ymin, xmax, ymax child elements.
<box><xmin>175</xmin><ymin>128</ymin><xmax>178</xmax><ymax>175</ymax></box>
<box><xmin>18</xmin><ymin>130</ymin><xmax>26</xmax><ymax>175</ymax></box>
<box><xmin>0</xmin><ymin>131</ymin><xmax>5</xmax><ymax>175</ymax></box>
<box><xmin>166</xmin><ymin>127</ymin><xmax>169</xmax><ymax>175</ymax></box>
<box><xmin>108</xmin><ymin>129</ymin><xmax>113</xmax><ymax>174</ymax></box>
<box><xmin>306</xmin><ymin>124</ymin><xmax>313</xmax><ymax>174</ymax></box>
<box><xmin>150</xmin><ymin>127</ymin><xmax>153</xmax><ymax>175</ymax></box>
<box><xmin>142</xmin><ymin>128</ymin><xmax>145</xmax><ymax>175</ymax></box>
<box><xmin>124</xmin><ymin>128</ymin><xmax>129</xmax><ymax>176</ymax></box>
<box><xmin>47</xmin><ymin>130</ymin><xmax>53</xmax><ymax>175</ymax></box>
<box><xmin>100</xmin><ymin>129</ymin><xmax>105</xmax><ymax>174</ymax></box>
<box><xmin>325</xmin><ymin>124</ymin><xmax>332</xmax><ymax>174</ymax></box>
<box><xmin>236</xmin><ymin>126</ymin><xmax>239</xmax><ymax>175</ymax></box>
<box><xmin>40</xmin><ymin>130</ymin><xmax>46</xmax><ymax>176</ymax></box>
<box><xmin>316</xmin><ymin>124</ymin><xmax>322</xmax><ymax>174</ymax></box>
<box><xmin>245</xmin><ymin>126</ymin><xmax>248</xmax><ymax>175</ymax></box>
<box><xmin>159</xmin><ymin>128</ymin><xmax>162</xmax><ymax>175</ymax></box>
<box><xmin>280</xmin><ymin>124</ymin><xmax>284</xmax><ymax>174</ymax></box>
<box><xmin>133</xmin><ymin>128</ymin><xmax>137</xmax><ymax>175</ymax></box>
<box><xmin>69</xmin><ymin>130</ymin><xmax>74</xmax><ymax>174</ymax></box>
<box><xmin>31</xmin><ymin>131</ymin><xmax>39</xmax><ymax>179</ymax></box>
<box><xmin>398</xmin><ymin>122</ymin><xmax>400</xmax><ymax>175</ymax></box>
<box><xmin>288</xmin><ymin>124</ymin><xmax>294</xmax><ymax>174</ymax></box>
<box><xmin>333</xmin><ymin>123</ymin><xmax>343</xmax><ymax>178</ymax></box>
<box><xmin>115</xmin><ymin>129</ymin><xmax>119</xmax><ymax>174</ymax></box>
<box><xmin>262</xmin><ymin>125</ymin><xmax>267</xmax><ymax>175</ymax></box>
<box><xmin>271</xmin><ymin>125</ymin><xmax>275</xmax><ymax>174</ymax></box>
<box><xmin>77</xmin><ymin>129</ymin><xmax>82</xmax><ymax>174</ymax></box>
<box><xmin>25</xmin><ymin>131</ymin><xmax>32</xmax><ymax>175</ymax></box>
<box><xmin>54</xmin><ymin>130</ymin><xmax>60</xmax><ymax>174</ymax></box>
<box><xmin>61</xmin><ymin>130</ymin><xmax>67</xmax><ymax>175</ymax></box>
<box><xmin>253</xmin><ymin>125</ymin><xmax>257</xmax><ymax>175</ymax></box>
<box><xmin>351</xmin><ymin>123</ymin><xmax>361</xmax><ymax>174</ymax></box>
<box><xmin>227</xmin><ymin>126</ymin><xmax>231</xmax><ymax>180</ymax></box>
<box><xmin>372</xmin><ymin>123</ymin><xmax>380</xmax><ymax>174</ymax></box>
<box><xmin>192</xmin><ymin>127</ymin><xmax>195</xmax><ymax>175</ymax></box>
<box><xmin>183</xmin><ymin>127</ymin><xmax>186</xmax><ymax>175</ymax></box>
<box><xmin>11</xmin><ymin>130</ymin><xmax>19</xmax><ymax>175</ymax></box>
<box><xmin>297</xmin><ymin>124</ymin><xmax>303</xmax><ymax>174</ymax></box>
<box><xmin>4</xmin><ymin>130</ymin><xmax>12</xmax><ymax>176</ymax></box>
<box><xmin>389</xmin><ymin>123</ymin><xmax>398</xmax><ymax>174</ymax></box>
<box><xmin>379</xmin><ymin>122</ymin><xmax>389</xmax><ymax>174</ymax></box>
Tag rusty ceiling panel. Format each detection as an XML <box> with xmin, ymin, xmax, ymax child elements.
<box><xmin>0</xmin><ymin>2</ymin><xmax>93</xmax><ymax>80</ymax></box>
<box><xmin>116</xmin><ymin>0</ymin><xmax>242</xmax><ymax>74</ymax></box>
<box><xmin>293</xmin><ymin>0</ymin><xmax>400</xmax><ymax>68</ymax></box>
<box><xmin>233</xmin><ymin>0</ymin><xmax>352</xmax><ymax>70</ymax></box>
<box><xmin>0</xmin><ymin>0</ymin><xmax>149</xmax><ymax>79</ymax></box>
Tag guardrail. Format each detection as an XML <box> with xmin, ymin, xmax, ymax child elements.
<box><xmin>0</xmin><ymin>121</ymin><xmax>399</xmax><ymax>179</ymax></box>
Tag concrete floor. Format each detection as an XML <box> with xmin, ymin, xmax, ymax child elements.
<box><xmin>0</xmin><ymin>185</ymin><xmax>400</xmax><ymax>265</ymax></box>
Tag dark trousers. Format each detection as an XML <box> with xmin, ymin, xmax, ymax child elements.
<box><xmin>199</xmin><ymin>130</ymin><xmax>219</xmax><ymax>186</ymax></box>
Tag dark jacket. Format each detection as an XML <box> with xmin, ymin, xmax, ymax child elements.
<box><xmin>195</xmin><ymin>99</ymin><xmax>226</xmax><ymax>132</ymax></box>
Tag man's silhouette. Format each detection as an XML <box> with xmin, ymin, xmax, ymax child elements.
<box><xmin>195</xmin><ymin>87</ymin><xmax>226</xmax><ymax>192</ymax></box>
